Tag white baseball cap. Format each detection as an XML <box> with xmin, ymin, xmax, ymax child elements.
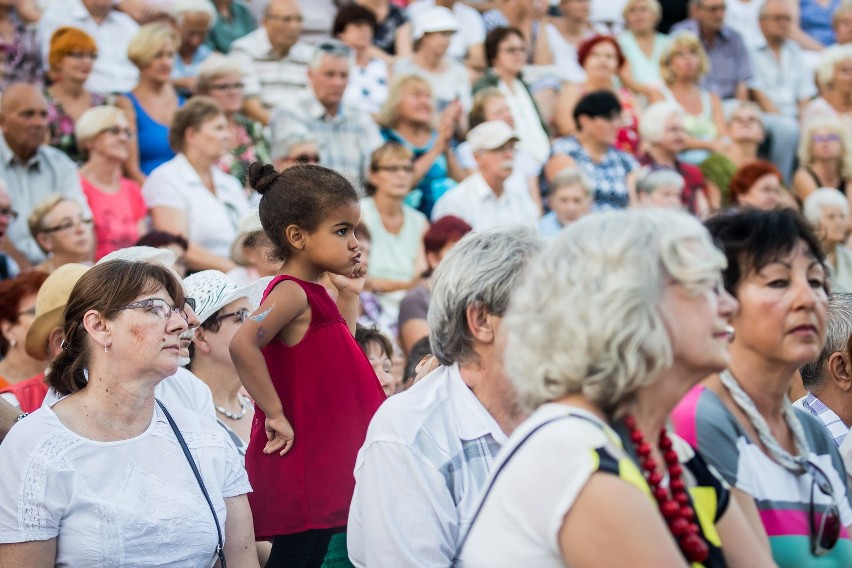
<box><xmin>466</xmin><ymin>120</ymin><xmax>520</xmax><ymax>153</ymax></box>
<box><xmin>412</xmin><ymin>6</ymin><xmax>458</xmax><ymax>41</ymax></box>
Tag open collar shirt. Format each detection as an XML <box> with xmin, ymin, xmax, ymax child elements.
<box><xmin>430</xmin><ymin>171</ymin><xmax>539</xmax><ymax>230</ymax></box>
<box><xmin>748</xmin><ymin>36</ymin><xmax>817</xmax><ymax>119</ymax></box>
<box><xmin>794</xmin><ymin>392</ymin><xmax>849</xmax><ymax>448</ymax></box>
<box><xmin>0</xmin><ymin>133</ymin><xmax>88</xmax><ymax>263</ymax></box>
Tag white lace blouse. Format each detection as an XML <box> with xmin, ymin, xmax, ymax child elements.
<box><xmin>0</xmin><ymin>402</ymin><xmax>251</xmax><ymax>567</ymax></box>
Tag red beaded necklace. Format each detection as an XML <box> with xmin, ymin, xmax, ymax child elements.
<box><xmin>624</xmin><ymin>414</ymin><xmax>710</xmax><ymax>564</ymax></box>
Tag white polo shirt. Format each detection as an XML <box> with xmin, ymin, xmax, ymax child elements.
<box><xmin>431</xmin><ymin>171</ymin><xmax>539</xmax><ymax>231</ymax></box>
<box><xmin>142</xmin><ymin>154</ymin><xmax>252</xmax><ymax>258</ymax></box>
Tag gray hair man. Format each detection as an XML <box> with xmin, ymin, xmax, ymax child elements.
<box><xmin>269</xmin><ymin>41</ymin><xmax>383</xmax><ymax>185</ymax></box>
<box><xmin>796</xmin><ymin>292</ymin><xmax>852</xmax><ymax>447</ymax></box>
<box><xmin>348</xmin><ymin>226</ymin><xmax>542</xmax><ymax>567</ymax></box>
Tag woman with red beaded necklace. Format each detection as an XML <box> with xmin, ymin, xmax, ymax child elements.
<box><xmin>457</xmin><ymin>209</ymin><xmax>774</xmax><ymax>567</ymax></box>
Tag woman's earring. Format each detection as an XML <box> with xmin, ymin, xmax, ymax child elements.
<box><xmin>9</xmin><ymin>338</ymin><xmax>16</xmax><ymax>347</ymax></box>
<box><xmin>104</xmin><ymin>340</ymin><xmax>110</xmax><ymax>353</ymax></box>
<box><xmin>725</xmin><ymin>325</ymin><xmax>735</xmax><ymax>343</ymax></box>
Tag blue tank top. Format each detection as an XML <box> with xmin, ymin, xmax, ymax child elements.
<box><xmin>800</xmin><ymin>0</ymin><xmax>839</xmax><ymax>47</ymax></box>
<box><xmin>127</xmin><ymin>92</ymin><xmax>185</xmax><ymax>175</ymax></box>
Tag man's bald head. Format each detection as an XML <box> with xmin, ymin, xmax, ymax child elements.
<box><xmin>0</xmin><ymin>83</ymin><xmax>48</xmax><ymax>161</ymax></box>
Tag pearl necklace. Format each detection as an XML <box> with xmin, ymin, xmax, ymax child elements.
<box><xmin>214</xmin><ymin>395</ymin><xmax>250</xmax><ymax>420</ymax></box>
<box><xmin>624</xmin><ymin>414</ymin><xmax>710</xmax><ymax>564</ymax></box>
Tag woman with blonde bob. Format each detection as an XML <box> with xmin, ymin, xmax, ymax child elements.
<box><xmin>459</xmin><ymin>209</ymin><xmax>773</xmax><ymax>567</ymax></box>
<box><xmin>792</xmin><ymin>120</ymin><xmax>852</xmax><ymax>203</ymax></box>
<box><xmin>116</xmin><ymin>23</ymin><xmax>186</xmax><ymax>184</ymax></box>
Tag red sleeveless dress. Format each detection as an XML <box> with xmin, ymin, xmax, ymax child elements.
<box><xmin>246</xmin><ymin>275</ymin><xmax>386</xmax><ymax>538</ymax></box>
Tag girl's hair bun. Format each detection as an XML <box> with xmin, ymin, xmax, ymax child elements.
<box><xmin>248</xmin><ymin>162</ymin><xmax>279</xmax><ymax>195</ymax></box>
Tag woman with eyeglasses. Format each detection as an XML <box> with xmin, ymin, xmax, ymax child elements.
<box><xmin>361</xmin><ymin>142</ymin><xmax>429</xmax><ymax>318</ymax></box>
<box><xmin>143</xmin><ymin>97</ymin><xmax>251</xmax><ymax>273</ymax></box>
<box><xmin>27</xmin><ymin>196</ymin><xmax>94</xmax><ymax>274</ymax></box>
<box><xmin>0</xmin><ymin>271</ymin><xmax>49</xmax><ymax>389</ymax></box>
<box><xmin>271</xmin><ymin>132</ymin><xmax>321</xmax><ymax>171</ymax></box>
<box><xmin>195</xmin><ymin>53</ymin><xmax>270</xmax><ymax>185</ymax></box>
<box><xmin>0</xmin><ymin>260</ymin><xmax>259</xmax><ymax>567</ymax></box>
<box><xmin>76</xmin><ymin>106</ymin><xmax>148</xmax><ymax>261</ymax></box>
<box><xmin>44</xmin><ymin>27</ymin><xmax>110</xmax><ymax>165</ymax></box>
<box><xmin>184</xmin><ymin>270</ymin><xmax>267</xmax><ymax>455</ymax></box>
<box><xmin>672</xmin><ymin>208</ymin><xmax>852</xmax><ymax>567</ymax></box>
<box><xmin>792</xmin><ymin>120</ymin><xmax>852</xmax><ymax>204</ymax></box>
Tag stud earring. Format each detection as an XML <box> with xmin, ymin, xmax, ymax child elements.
<box><xmin>9</xmin><ymin>339</ymin><xmax>16</xmax><ymax>347</ymax></box>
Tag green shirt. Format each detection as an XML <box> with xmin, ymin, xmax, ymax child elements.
<box><xmin>207</xmin><ymin>1</ymin><xmax>256</xmax><ymax>54</ymax></box>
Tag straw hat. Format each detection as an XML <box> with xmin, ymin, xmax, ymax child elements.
<box><xmin>25</xmin><ymin>263</ymin><xmax>90</xmax><ymax>360</ymax></box>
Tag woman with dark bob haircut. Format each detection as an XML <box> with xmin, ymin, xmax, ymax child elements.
<box><xmin>673</xmin><ymin>208</ymin><xmax>852</xmax><ymax>566</ymax></box>
<box><xmin>0</xmin><ymin>260</ymin><xmax>259</xmax><ymax>567</ymax></box>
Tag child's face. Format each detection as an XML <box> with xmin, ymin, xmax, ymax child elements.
<box><xmin>550</xmin><ymin>184</ymin><xmax>591</xmax><ymax>225</ymax></box>
<box><xmin>366</xmin><ymin>340</ymin><xmax>398</xmax><ymax>396</ymax></box>
<box><xmin>301</xmin><ymin>201</ymin><xmax>363</xmax><ymax>276</ymax></box>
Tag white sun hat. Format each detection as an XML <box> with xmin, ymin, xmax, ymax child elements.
<box><xmin>97</xmin><ymin>245</ymin><xmax>177</xmax><ymax>268</ymax></box>
<box><xmin>183</xmin><ymin>270</ymin><xmax>273</xmax><ymax>325</ymax></box>
<box><xmin>412</xmin><ymin>6</ymin><xmax>458</xmax><ymax>41</ymax></box>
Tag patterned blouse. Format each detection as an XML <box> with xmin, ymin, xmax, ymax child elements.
<box><xmin>551</xmin><ymin>135</ymin><xmax>637</xmax><ymax>210</ymax></box>
<box><xmin>45</xmin><ymin>90</ymin><xmax>109</xmax><ymax>164</ymax></box>
<box><xmin>0</xmin><ymin>11</ymin><xmax>43</xmax><ymax>91</ymax></box>
<box><xmin>373</xmin><ymin>4</ymin><xmax>408</xmax><ymax>56</ymax></box>
<box><xmin>217</xmin><ymin>114</ymin><xmax>270</xmax><ymax>185</ymax></box>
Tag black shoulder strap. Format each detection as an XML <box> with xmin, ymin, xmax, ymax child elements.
<box><xmin>156</xmin><ymin>399</ymin><xmax>226</xmax><ymax>568</ymax></box>
<box><xmin>454</xmin><ymin>411</ymin><xmax>608</xmax><ymax>559</ymax></box>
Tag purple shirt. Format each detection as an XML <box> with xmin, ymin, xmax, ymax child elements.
<box><xmin>670</xmin><ymin>19</ymin><xmax>753</xmax><ymax>100</ymax></box>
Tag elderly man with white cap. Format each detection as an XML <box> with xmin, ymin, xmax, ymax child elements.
<box><xmin>431</xmin><ymin>120</ymin><xmax>539</xmax><ymax>230</ymax></box>
<box><xmin>394</xmin><ymin>6</ymin><xmax>472</xmax><ymax>115</ymax></box>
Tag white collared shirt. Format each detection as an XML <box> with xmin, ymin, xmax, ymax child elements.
<box><xmin>141</xmin><ymin>154</ymin><xmax>252</xmax><ymax>258</ymax></box>
<box><xmin>431</xmin><ymin>171</ymin><xmax>539</xmax><ymax>231</ymax></box>
<box><xmin>748</xmin><ymin>37</ymin><xmax>816</xmax><ymax>119</ymax></box>
<box><xmin>229</xmin><ymin>27</ymin><xmax>313</xmax><ymax>110</ymax></box>
<box><xmin>348</xmin><ymin>363</ymin><xmax>508</xmax><ymax>568</ymax></box>
<box><xmin>37</xmin><ymin>0</ymin><xmax>139</xmax><ymax>94</ymax></box>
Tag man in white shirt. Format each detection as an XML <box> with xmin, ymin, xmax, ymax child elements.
<box><xmin>748</xmin><ymin>0</ymin><xmax>817</xmax><ymax>120</ymax></box>
<box><xmin>230</xmin><ymin>0</ymin><xmax>313</xmax><ymax>125</ymax></box>
<box><xmin>348</xmin><ymin>226</ymin><xmax>541</xmax><ymax>568</ymax></box>
<box><xmin>37</xmin><ymin>0</ymin><xmax>140</xmax><ymax>95</ymax></box>
<box><xmin>431</xmin><ymin>121</ymin><xmax>539</xmax><ymax>230</ymax></box>
<box><xmin>269</xmin><ymin>42</ymin><xmax>383</xmax><ymax>184</ymax></box>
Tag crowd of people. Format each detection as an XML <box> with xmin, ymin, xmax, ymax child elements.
<box><xmin>0</xmin><ymin>0</ymin><xmax>852</xmax><ymax>566</ymax></box>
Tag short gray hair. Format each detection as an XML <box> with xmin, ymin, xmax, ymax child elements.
<box><xmin>636</xmin><ymin>166</ymin><xmax>685</xmax><ymax>195</ymax></box>
<box><xmin>550</xmin><ymin>167</ymin><xmax>593</xmax><ymax>197</ymax></box>
<box><xmin>196</xmin><ymin>53</ymin><xmax>243</xmax><ymax>94</ymax></box>
<box><xmin>801</xmin><ymin>292</ymin><xmax>852</xmax><ymax>389</ymax></box>
<box><xmin>803</xmin><ymin>187</ymin><xmax>849</xmax><ymax>226</ymax></box>
<box><xmin>428</xmin><ymin>227</ymin><xmax>542</xmax><ymax>366</ymax></box>
<box><xmin>506</xmin><ymin>209</ymin><xmax>726</xmax><ymax>413</ymax></box>
<box><xmin>639</xmin><ymin>101</ymin><xmax>683</xmax><ymax>143</ymax></box>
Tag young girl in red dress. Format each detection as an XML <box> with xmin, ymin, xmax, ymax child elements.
<box><xmin>230</xmin><ymin>163</ymin><xmax>386</xmax><ymax>567</ymax></box>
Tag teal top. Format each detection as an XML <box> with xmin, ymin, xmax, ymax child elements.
<box><xmin>617</xmin><ymin>32</ymin><xmax>670</xmax><ymax>86</ymax></box>
<box><xmin>207</xmin><ymin>1</ymin><xmax>257</xmax><ymax>54</ymax></box>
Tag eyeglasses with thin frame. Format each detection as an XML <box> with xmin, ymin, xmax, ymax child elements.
<box><xmin>100</xmin><ymin>126</ymin><xmax>134</xmax><ymax>138</ymax></box>
<box><xmin>375</xmin><ymin>164</ymin><xmax>414</xmax><ymax>173</ymax></box>
<box><xmin>813</xmin><ymin>133</ymin><xmax>841</xmax><ymax>144</ymax></box>
<box><xmin>0</xmin><ymin>206</ymin><xmax>18</xmax><ymax>220</ymax></box>
<box><xmin>209</xmin><ymin>82</ymin><xmax>244</xmax><ymax>91</ymax></box>
<box><xmin>204</xmin><ymin>308</ymin><xmax>250</xmax><ymax>332</ymax></box>
<box><xmin>66</xmin><ymin>51</ymin><xmax>98</xmax><ymax>60</ymax></box>
<box><xmin>122</xmin><ymin>297</ymin><xmax>192</xmax><ymax>323</ymax></box>
<box><xmin>39</xmin><ymin>217</ymin><xmax>93</xmax><ymax>234</ymax></box>
<box><xmin>288</xmin><ymin>153</ymin><xmax>321</xmax><ymax>164</ymax></box>
<box><xmin>804</xmin><ymin>460</ymin><xmax>841</xmax><ymax>556</ymax></box>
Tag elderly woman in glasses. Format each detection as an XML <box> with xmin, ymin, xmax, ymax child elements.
<box><xmin>195</xmin><ymin>54</ymin><xmax>270</xmax><ymax>184</ymax></box>
<box><xmin>271</xmin><ymin>132</ymin><xmax>321</xmax><ymax>172</ymax></box>
<box><xmin>803</xmin><ymin>188</ymin><xmax>852</xmax><ymax>292</ymax></box>
<box><xmin>361</xmin><ymin>142</ymin><xmax>429</xmax><ymax>318</ymax></box>
<box><xmin>0</xmin><ymin>260</ymin><xmax>258</xmax><ymax>567</ymax></box>
<box><xmin>27</xmin><ymin>196</ymin><xmax>94</xmax><ymax>274</ymax></box>
<box><xmin>459</xmin><ymin>209</ymin><xmax>772</xmax><ymax>567</ymax></box>
<box><xmin>672</xmin><ymin>208</ymin><xmax>852</xmax><ymax>566</ymax></box>
<box><xmin>76</xmin><ymin>106</ymin><xmax>147</xmax><ymax>261</ymax></box>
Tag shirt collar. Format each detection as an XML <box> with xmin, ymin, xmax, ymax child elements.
<box><xmin>804</xmin><ymin>392</ymin><xmax>848</xmax><ymax>427</ymax></box>
<box><xmin>468</xmin><ymin>171</ymin><xmax>499</xmax><ymax>201</ymax></box>
<box><xmin>303</xmin><ymin>90</ymin><xmax>343</xmax><ymax>121</ymax></box>
<box><xmin>0</xmin><ymin>132</ymin><xmax>41</xmax><ymax>169</ymax></box>
<box><xmin>447</xmin><ymin>363</ymin><xmax>509</xmax><ymax>445</ymax></box>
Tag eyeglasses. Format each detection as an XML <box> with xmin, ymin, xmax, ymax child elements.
<box><xmin>66</xmin><ymin>51</ymin><xmax>98</xmax><ymax>60</ymax></box>
<box><xmin>0</xmin><ymin>206</ymin><xmax>18</xmax><ymax>220</ymax></box>
<box><xmin>100</xmin><ymin>126</ymin><xmax>134</xmax><ymax>138</ymax></box>
<box><xmin>730</xmin><ymin>115</ymin><xmax>761</xmax><ymax>126</ymax></box>
<box><xmin>701</xmin><ymin>3</ymin><xmax>726</xmax><ymax>12</ymax></box>
<box><xmin>123</xmin><ymin>297</ymin><xmax>191</xmax><ymax>323</ymax></box>
<box><xmin>375</xmin><ymin>164</ymin><xmax>414</xmax><ymax>173</ymax></box>
<box><xmin>288</xmin><ymin>153</ymin><xmax>320</xmax><ymax>164</ymax></box>
<box><xmin>40</xmin><ymin>217</ymin><xmax>93</xmax><ymax>234</ymax></box>
<box><xmin>209</xmin><ymin>82</ymin><xmax>244</xmax><ymax>91</ymax></box>
<box><xmin>813</xmin><ymin>133</ymin><xmax>841</xmax><ymax>144</ymax></box>
<box><xmin>762</xmin><ymin>14</ymin><xmax>792</xmax><ymax>22</ymax></box>
<box><xmin>804</xmin><ymin>460</ymin><xmax>841</xmax><ymax>556</ymax></box>
<box><xmin>204</xmin><ymin>308</ymin><xmax>250</xmax><ymax>332</ymax></box>
<box><xmin>500</xmin><ymin>46</ymin><xmax>526</xmax><ymax>55</ymax></box>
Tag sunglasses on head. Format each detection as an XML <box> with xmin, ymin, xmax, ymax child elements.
<box><xmin>804</xmin><ymin>460</ymin><xmax>841</xmax><ymax>556</ymax></box>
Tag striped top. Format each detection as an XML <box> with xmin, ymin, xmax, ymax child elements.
<box><xmin>672</xmin><ymin>385</ymin><xmax>852</xmax><ymax>567</ymax></box>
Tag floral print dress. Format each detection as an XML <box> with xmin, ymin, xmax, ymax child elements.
<box><xmin>217</xmin><ymin>114</ymin><xmax>270</xmax><ymax>186</ymax></box>
<box><xmin>45</xmin><ymin>90</ymin><xmax>111</xmax><ymax>164</ymax></box>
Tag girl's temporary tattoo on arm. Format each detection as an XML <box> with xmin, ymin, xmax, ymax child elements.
<box><xmin>251</xmin><ymin>305</ymin><xmax>273</xmax><ymax>322</ymax></box>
